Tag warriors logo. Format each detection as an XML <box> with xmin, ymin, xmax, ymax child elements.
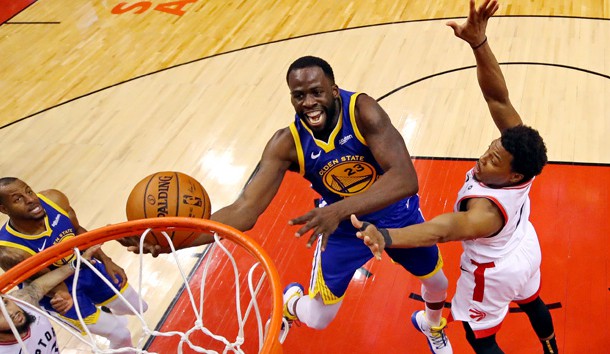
<box><xmin>52</xmin><ymin>232</ymin><xmax>76</xmax><ymax>267</ymax></box>
<box><xmin>322</xmin><ymin>161</ymin><xmax>376</xmax><ymax>196</ymax></box>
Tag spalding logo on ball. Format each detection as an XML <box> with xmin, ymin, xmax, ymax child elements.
<box><xmin>126</xmin><ymin>171</ymin><xmax>212</xmax><ymax>248</ymax></box>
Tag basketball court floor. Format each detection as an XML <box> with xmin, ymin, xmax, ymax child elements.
<box><xmin>0</xmin><ymin>0</ymin><xmax>609</xmax><ymax>352</ymax></box>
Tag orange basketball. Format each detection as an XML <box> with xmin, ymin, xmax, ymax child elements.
<box><xmin>125</xmin><ymin>171</ymin><xmax>212</xmax><ymax>248</ymax></box>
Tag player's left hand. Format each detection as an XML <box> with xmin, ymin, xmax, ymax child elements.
<box><xmin>50</xmin><ymin>290</ymin><xmax>73</xmax><ymax>315</ymax></box>
<box><xmin>101</xmin><ymin>258</ymin><xmax>128</xmax><ymax>288</ymax></box>
<box><xmin>446</xmin><ymin>0</ymin><xmax>499</xmax><ymax>47</ymax></box>
<box><xmin>350</xmin><ymin>214</ymin><xmax>384</xmax><ymax>260</ymax></box>
<box><xmin>289</xmin><ymin>206</ymin><xmax>342</xmax><ymax>251</ymax></box>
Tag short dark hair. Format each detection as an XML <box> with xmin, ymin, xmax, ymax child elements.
<box><xmin>501</xmin><ymin>125</ymin><xmax>547</xmax><ymax>182</ymax></box>
<box><xmin>286</xmin><ymin>56</ymin><xmax>335</xmax><ymax>84</ymax></box>
<box><xmin>0</xmin><ymin>177</ymin><xmax>18</xmax><ymax>205</ymax></box>
<box><xmin>0</xmin><ymin>177</ymin><xmax>17</xmax><ymax>187</ymax></box>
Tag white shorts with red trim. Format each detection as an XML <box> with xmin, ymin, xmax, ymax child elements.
<box><xmin>450</xmin><ymin>232</ymin><xmax>542</xmax><ymax>338</ymax></box>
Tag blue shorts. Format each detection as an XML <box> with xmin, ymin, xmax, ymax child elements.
<box><xmin>308</xmin><ymin>207</ymin><xmax>442</xmax><ymax>304</ymax></box>
<box><xmin>40</xmin><ymin>261</ymin><xmax>124</xmax><ymax>326</ymax></box>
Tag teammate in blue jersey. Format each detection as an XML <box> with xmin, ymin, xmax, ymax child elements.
<box><xmin>0</xmin><ymin>177</ymin><xmax>148</xmax><ymax>350</ymax></box>
<box><xmin>119</xmin><ymin>55</ymin><xmax>452</xmax><ymax>352</ymax></box>
<box><xmin>0</xmin><ymin>245</ymin><xmax>100</xmax><ymax>354</ymax></box>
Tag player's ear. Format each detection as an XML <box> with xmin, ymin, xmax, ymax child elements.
<box><xmin>332</xmin><ymin>84</ymin><xmax>339</xmax><ymax>98</ymax></box>
<box><xmin>508</xmin><ymin>172</ymin><xmax>524</xmax><ymax>184</ymax></box>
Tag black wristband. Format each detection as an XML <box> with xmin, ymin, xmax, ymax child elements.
<box><xmin>358</xmin><ymin>222</ymin><xmax>392</xmax><ymax>247</ymax></box>
<box><xmin>378</xmin><ymin>228</ymin><xmax>392</xmax><ymax>247</ymax></box>
<box><xmin>471</xmin><ymin>36</ymin><xmax>487</xmax><ymax>50</ymax></box>
<box><xmin>359</xmin><ymin>221</ymin><xmax>372</xmax><ymax>231</ymax></box>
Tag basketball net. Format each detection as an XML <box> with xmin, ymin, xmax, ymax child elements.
<box><xmin>0</xmin><ymin>218</ymin><xmax>284</xmax><ymax>354</ymax></box>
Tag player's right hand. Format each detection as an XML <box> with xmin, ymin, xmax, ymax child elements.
<box><xmin>350</xmin><ymin>214</ymin><xmax>384</xmax><ymax>261</ymax></box>
<box><xmin>117</xmin><ymin>236</ymin><xmax>164</xmax><ymax>257</ymax></box>
<box><xmin>50</xmin><ymin>290</ymin><xmax>73</xmax><ymax>315</ymax></box>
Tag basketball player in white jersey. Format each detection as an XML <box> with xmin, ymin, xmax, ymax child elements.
<box><xmin>0</xmin><ymin>246</ymin><xmax>100</xmax><ymax>353</ymax></box>
<box><xmin>352</xmin><ymin>1</ymin><xmax>558</xmax><ymax>353</ymax></box>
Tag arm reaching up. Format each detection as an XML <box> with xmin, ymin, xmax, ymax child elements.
<box><xmin>447</xmin><ymin>0</ymin><xmax>522</xmax><ymax>132</ymax></box>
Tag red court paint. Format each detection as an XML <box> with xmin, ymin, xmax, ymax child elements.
<box><xmin>149</xmin><ymin>160</ymin><xmax>609</xmax><ymax>353</ymax></box>
<box><xmin>0</xmin><ymin>0</ymin><xmax>35</xmax><ymax>24</ymax></box>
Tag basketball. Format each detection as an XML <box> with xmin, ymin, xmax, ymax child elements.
<box><xmin>125</xmin><ymin>171</ymin><xmax>212</xmax><ymax>248</ymax></box>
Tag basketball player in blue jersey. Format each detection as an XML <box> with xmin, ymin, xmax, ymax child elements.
<box><xmin>353</xmin><ymin>1</ymin><xmax>558</xmax><ymax>353</ymax></box>
<box><xmin>0</xmin><ymin>177</ymin><xmax>149</xmax><ymax>350</ymax></box>
<box><xmin>0</xmin><ymin>245</ymin><xmax>100</xmax><ymax>353</ymax></box>
<box><xmin>123</xmin><ymin>55</ymin><xmax>452</xmax><ymax>352</ymax></box>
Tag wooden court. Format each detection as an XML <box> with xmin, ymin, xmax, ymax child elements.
<box><xmin>0</xmin><ymin>0</ymin><xmax>609</xmax><ymax>352</ymax></box>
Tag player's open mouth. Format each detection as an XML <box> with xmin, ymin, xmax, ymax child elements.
<box><xmin>305</xmin><ymin>110</ymin><xmax>324</xmax><ymax>127</ymax></box>
<box><xmin>30</xmin><ymin>205</ymin><xmax>42</xmax><ymax>214</ymax></box>
<box><xmin>11</xmin><ymin>312</ymin><xmax>24</xmax><ymax>325</ymax></box>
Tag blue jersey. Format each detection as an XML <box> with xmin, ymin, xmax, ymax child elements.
<box><xmin>0</xmin><ymin>194</ymin><xmax>77</xmax><ymax>268</ymax></box>
<box><xmin>289</xmin><ymin>89</ymin><xmax>420</xmax><ymax>232</ymax></box>
<box><xmin>0</xmin><ymin>194</ymin><xmax>124</xmax><ymax>325</ymax></box>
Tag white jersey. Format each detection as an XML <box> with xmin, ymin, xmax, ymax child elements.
<box><xmin>0</xmin><ymin>307</ymin><xmax>59</xmax><ymax>354</ymax></box>
<box><xmin>451</xmin><ymin>168</ymin><xmax>543</xmax><ymax>335</ymax></box>
<box><xmin>454</xmin><ymin>168</ymin><xmax>535</xmax><ymax>263</ymax></box>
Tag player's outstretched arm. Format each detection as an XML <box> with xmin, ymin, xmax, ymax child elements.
<box><xmin>351</xmin><ymin>198</ymin><xmax>503</xmax><ymax>254</ymax></box>
<box><xmin>171</xmin><ymin>128</ymin><xmax>294</xmax><ymax>249</ymax></box>
<box><xmin>122</xmin><ymin>129</ymin><xmax>294</xmax><ymax>256</ymax></box>
<box><xmin>447</xmin><ymin>0</ymin><xmax>522</xmax><ymax>132</ymax></box>
<box><xmin>211</xmin><ymin>129</ymin><xmax>293</xmax><ymax>231</ymax></box>
<box><xmin>16</xmin><ymin>246</ymin><xmax>100</xmax><ymax>305</ymax></box>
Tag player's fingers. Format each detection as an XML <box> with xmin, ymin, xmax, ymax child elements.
<box><xmin>118</xmin><ymin>270</ymin><xmax>128</xmax><ymax>287</ymax></box>
<box><xmin>363</xmin><ymin>235</ymin><xmax>373</xmax><ymax>246</ymax></box>
<box><xmin>321</xmin><ymin>234</ymin><xmax>330</xmax><ymax>252</ymax></box>
<box><xmin>490</xmin><ymin>1</ymin><xmax>499</xmax><ymax>16</ymax></box>
<box><xmin>127</xmin><ymin>246</ymin><xmax>140</xmax><ymax>254</ymax></box>
<box><xmin>151</xmin><ymin>245</ymin><xmax>163</xmax><ymax>257</ymax></box>
<box><xmin>372</xmin><ymin>244</ymin><xmax>382</xmax><ymax>261</ymax></box>
<box><xmin>109</xmin><ymin>272</ymin><xmax>119</xmax><ymax>284</ymax></box>
<box><xmin>350</xmin><ymin>214</ymin><xmax>362</xmax><ymax>229</ymax></box>
<box><xmin>445</xmin><ymin>21</ymin><xmax>460</xmax><ymax>36</ymax></box>
<box><xmin>288</xmin><ymin>213</ymin><xmax>310</xmax><ymax>226</ymax></box>
<box><xmin>295</xmin><ymin>223</ymin><xmax>314</xmax><ymax>238</ymax></box>
<box><xmin>469</xmin><ymin>0</ymin><xmax>476</xmax><ymax>17</ymax></box>
<box><xmin>306</xmin><ymin>232</ymin><xmax>318</xmax><ymax>248</ymax></box>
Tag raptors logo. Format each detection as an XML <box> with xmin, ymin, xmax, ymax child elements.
<box><xmin>469</xmin><ymin>308</ymin><xmax>487</xmax><ymax>321</ymax></box>
<box><xmin>322</xmin><ymin>161</ymin><xmax>376</xmax><ymax>197</ymax></box>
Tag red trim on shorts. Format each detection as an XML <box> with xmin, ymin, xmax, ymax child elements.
<box><xmin>513</xmin><ymin>286</ymin><xmax>541</xmax><ymax>305</ymax></box>
<box><xmin>474</xmin><ymin>322</ymin><xmax>503</xmax><ymax>339</ymax></box>
<box><xmin>471</xmin><ymin>260</ymin><xmax>495</xmax><ymax>302</ymax></box>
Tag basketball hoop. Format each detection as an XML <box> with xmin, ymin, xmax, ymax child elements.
<box><xmin>0</xmin><ymin>217</ymin><xmax>283</xmax><ymax>354</ymax></box>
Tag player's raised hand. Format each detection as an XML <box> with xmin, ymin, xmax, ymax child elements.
<box><xmin>446</xmin><ymin>0</ymin><xmax>499</xmax><ymax>47</ymax></box>
<box><xmin>117</xmin><ymin>236</ymin><xmax>164</xmax><ymax>257</ymax></box>
<box><xmin>350</xmin><ymin>214</ymin><xmax>384</xmax><ymax>261</ymax></box>
<box><xmin>289</xmin><ymin>205</ymin><xmax>342</xmax><ymax>251</ymax></box>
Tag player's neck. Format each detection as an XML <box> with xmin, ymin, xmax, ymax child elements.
<box><xmin>0</xmin><ymin>329</ymin><xmax>28</xmax><ymax>342</ymax></box>
<box><xmin>8</xmin><ymin>217</ymin><xmax>46</xmax><ymax>235</ymax></box>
